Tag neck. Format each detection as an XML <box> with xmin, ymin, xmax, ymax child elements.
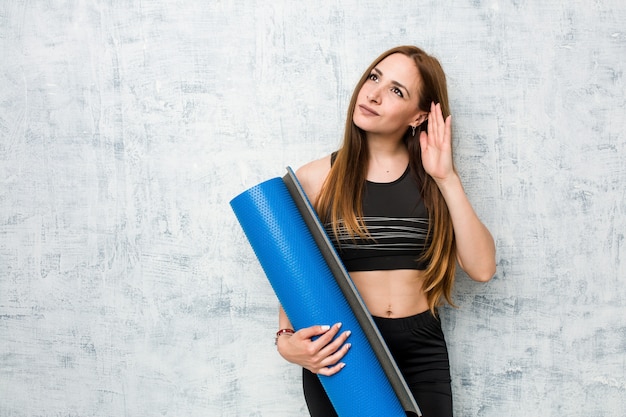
<box><xmin>365</xmin><ymin>134</ymin><xmax>409</xmax><ymax>180</ymax></box>
<box><xmin>366</xmin><ymin>133</ymin><xmax>408</xmax><ymax>158</ymax></box>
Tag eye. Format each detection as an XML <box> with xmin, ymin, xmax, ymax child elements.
<box><xmin>368</xmin><ymin>73</ymin><xmax>379</xmax><ymax>82</ymax></box>
<box><xmin>391</xmin><ymin>87</ymin><xmax>404</xmax><ymax>98</ymax></box>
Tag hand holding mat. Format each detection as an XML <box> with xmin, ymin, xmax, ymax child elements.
<box><xmin>230</xmin><ymin>168</ymin><xmax>421</xmax><ymax>417</ymax></box>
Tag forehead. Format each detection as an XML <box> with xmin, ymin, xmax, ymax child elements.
<box><xmin>375</xmin><ymin>53</ymin><xmax>420</xmax><ymax>91</ymax></box>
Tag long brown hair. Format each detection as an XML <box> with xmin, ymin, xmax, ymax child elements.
<box><xmin>315</xmin><ymin>45</ymin><xmax>457</xmax><ymax>315</ymax></box>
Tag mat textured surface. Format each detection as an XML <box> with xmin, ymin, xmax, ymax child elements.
<box><xmin>230</xmin><ymin>174</ymin><xmax>419</xmax><ymax>417</ymax></box>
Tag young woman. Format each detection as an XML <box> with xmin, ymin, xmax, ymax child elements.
<box><xmin>275</xmin><ymin>45</ymin><xmax>496</xmax><ymax>417</ymax></box>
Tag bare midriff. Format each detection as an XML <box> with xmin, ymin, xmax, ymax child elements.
<box><xmin>349</xmin><ymin>269</ymin><xmax>429</xmax><ymax>318</ymax></box>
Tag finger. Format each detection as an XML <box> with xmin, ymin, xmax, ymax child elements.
<box><xmin>322</xmin><ymin>338</ymin><xmax>352</xmax><ymax>363</ymax></box>
<box><xmin>316</xmin><ymin>361</ymin><xmax>346</xmax><ymax>377</ymax></box>
<box><xmin>444</xmin><ymin>115</ymin><xmax>452</xmax><ymax>145</ymax></box>
<box><xmin>310</xmin><ymin>322</ymin><xmax>342</xmax><ymax>348</ymax></box>
<box><xmin>434</xmin><ymin>103</ymin><xmax>446</xmax><ymax>144</ymax></box>
<box><xmin>317</xmin><ymin>342</ymin><xmax>352</xmax><ymax>375</ymax></box>
<box><xmin>318</xmin><ymin>329</ymin><xmax>352</xmax><ymax>357</ymax></box>
<box><xmin>433</xmin><ymin>102</ymin><xmax>443</xmax><ymax>122</ymax></box>
<box><xmin>419</xmin><ymin>130</ymin><xmax>428</xmax><ymax>152</ymax></box>
<box><xmin>432</xmin><ymin>112</ymin><xmax>451</xmax><ymax>149</ymax></box>
<box><xmin>434</xmin><ymin>102</ymin><xmax>444</xmax><ymax>125</ymax></box>
<box><xmin>297</xmin><ymin>324</ymin><xmax>332</xmax><ymax>340</ymax></box>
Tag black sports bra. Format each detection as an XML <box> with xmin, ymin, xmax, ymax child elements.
<box><xmin>324</xmin><ymin>152</ymin><xmax>431</xmax><ymax>271</ymax></box>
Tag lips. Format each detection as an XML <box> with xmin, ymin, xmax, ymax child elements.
<box><xmin>358</xmin><ymin>104</ymin><xmax>379</xmax><ymax>116</ymax></box>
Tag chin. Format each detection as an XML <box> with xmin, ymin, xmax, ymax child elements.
<box><xmin>352</xmin><ymin>117</ymin><xmax>371</xmax><ymax>132</ymax></box>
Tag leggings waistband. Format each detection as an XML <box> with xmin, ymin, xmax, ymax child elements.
<box><xmin>372</xmin><ymin>309</ymin><xmax>440</xmax><ymax>332</ymax></box>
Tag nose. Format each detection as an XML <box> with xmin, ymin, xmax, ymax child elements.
<box><xmin>367</xmin><ymin>86</ymin><xmax>381</xmax><ymax>103</ymax></box>
<box><xmin>367</xmin><ymin>93</ymin><xmax>380</xmax><ymax>103</ymax></box>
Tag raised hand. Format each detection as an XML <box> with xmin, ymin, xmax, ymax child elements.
<box><xmin>419</xmin><ymin>102</ymin><xmax>454</xmax><ymax>182</ymax></box>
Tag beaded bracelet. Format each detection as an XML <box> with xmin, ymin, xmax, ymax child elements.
<box><xmin>275</xmin><ymin>328</ymin><xmax>295</xmax><ymax>345</ymax></box>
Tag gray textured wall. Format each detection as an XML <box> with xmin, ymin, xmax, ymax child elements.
<box><xmin>1</xmin><ymin>1</ymin><xmax>625</xmax><ymax>416</ymax></box>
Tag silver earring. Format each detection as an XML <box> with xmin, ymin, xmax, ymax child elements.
<box><xmin>411</xmin><ymin>125</ymin><xmax>417</xmax><ymax>137</ymax></box>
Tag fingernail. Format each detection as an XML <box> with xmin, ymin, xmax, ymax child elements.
<box><xmin>336</xmin><ymin>322</ymin><xmax>343</xmax><ymax>329</ymax></box>
<box><xmin>346</xmin><ymin>343</ymin><xmax>352</xmax><ymax>350</ymax></box>
<box><xmin>321</xmin><ymin>325</ymin><xmax>330</xmax><ymax>331</ymax></box>
<box><xmin>345</xmin><ymin>330</ymin><xmax>352</xmax><ymax>337</ymax></box>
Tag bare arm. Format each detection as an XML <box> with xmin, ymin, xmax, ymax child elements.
<box><xmin>435</xmin><ymin>173</ymin><xmax>496</xmax><ymax>281</ymax></box>
<box><xmin>420</xmin><ymin>102</ymin><xmax>496</xmax><ymax>282</ymax></box>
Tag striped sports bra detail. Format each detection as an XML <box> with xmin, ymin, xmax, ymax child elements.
<box><xmin>324</xmin><ymin>155</ymin><xmax>431</xmax><ymax>271</ymax></box>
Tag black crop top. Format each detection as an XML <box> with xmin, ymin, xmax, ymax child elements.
<box><xmin>324</xmin><ymin>154</ymin><xmax>431</xmax><ymax>271</ymax></box>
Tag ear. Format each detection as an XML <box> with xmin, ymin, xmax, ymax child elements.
<box><xmin>411</xmin><ymin>112</ymin><xmax>429</xmax><ymax>128</ymax></box>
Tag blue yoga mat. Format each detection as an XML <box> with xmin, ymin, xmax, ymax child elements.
<box><xmin>230</xmin><ymin>168</ymin><xmax>420</xmax><ymax>417</ymax></box>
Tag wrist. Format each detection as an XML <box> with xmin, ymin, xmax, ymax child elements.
<box><xmin>275</xmin><ymin>328</ymin><xmax>294</xmax><ymax>346</ymax></box>
<box><xmin>434</xmin><ymin>171</ymin><xmax>462</xmax><ymax>194</ymax></box>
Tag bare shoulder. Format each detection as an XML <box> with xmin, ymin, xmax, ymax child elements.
<box><xmin>295</xmin><ymin>154</ymin><xmax>332</xmax><ymax>205</ymax></box>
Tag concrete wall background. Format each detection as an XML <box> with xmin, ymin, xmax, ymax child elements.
<box><xmin>1</xmin><ymin>1</ymin><xmax>625</xmax><ymax>416</ymax></box>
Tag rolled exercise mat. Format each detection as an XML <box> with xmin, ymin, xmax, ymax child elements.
<box><xmin>230</xmin><ymin>168</ymin><xmax>420</xmax><ymax>417</ymax></box>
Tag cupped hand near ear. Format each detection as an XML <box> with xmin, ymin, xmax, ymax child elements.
<box><xmin>419</xmin><ymin>102</ymin><xmax>454</xmax><ymax>183</ymax></box>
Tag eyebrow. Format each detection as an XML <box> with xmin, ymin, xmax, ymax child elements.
<box><xmin>373</xmin><ymin>67</ymin><xmax>411</xmax><ymax>98</ymax></box>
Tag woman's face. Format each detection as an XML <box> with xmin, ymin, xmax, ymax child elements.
<box><xmin>353</xmin><ymin>53</ymin><xmax>425</xmax><ymax>139</ymax></box>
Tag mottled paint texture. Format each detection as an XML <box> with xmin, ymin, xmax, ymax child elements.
<box><xmin>1</xmin><ymin>1</ymin><xmax>625</xmax><ymax>416</ymax></box>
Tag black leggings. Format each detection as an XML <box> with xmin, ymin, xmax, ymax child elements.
<box><xmin>302</xmin><ymin>310</ymin><xmax>453</xmax><ymax>417</ymax></box>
